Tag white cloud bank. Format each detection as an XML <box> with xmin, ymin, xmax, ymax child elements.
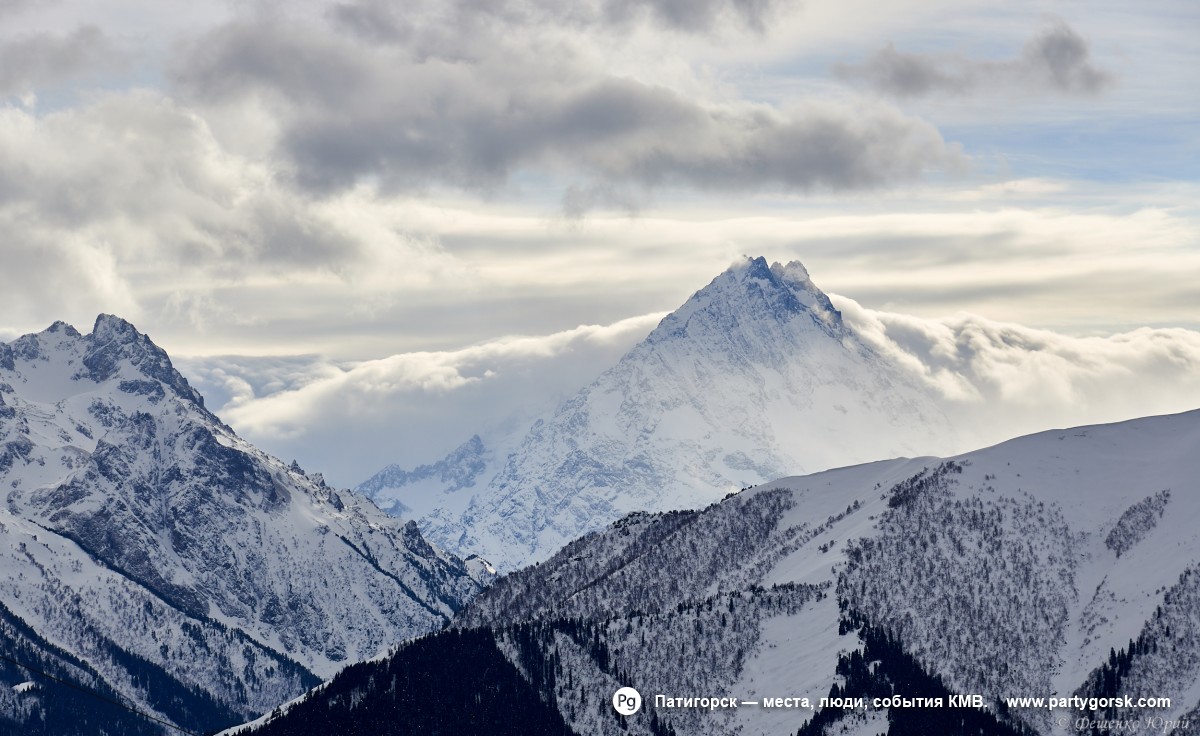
<box><xmin>178</xmin><ymin>313</ymin><xmax>666</xmax><ymax>485</ymax></box>
<box><xmin>180</xmin><ymin>301</ymin><xmax>1200</xmax><ymax>489</ymax></box>
<box><xmin>834</xmin><ymin>295</ymin><xmax>1200</xmax><ymax>446</ymax></box>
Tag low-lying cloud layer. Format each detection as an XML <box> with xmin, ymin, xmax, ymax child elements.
<box><xmin>179</xmin><ymin>313</ymin><xmax>665</xmax><ymax>484</ymax></box>
<box><xmin>836</xmin><ymin>295</ymin><xmax>1200</xmax><ymax>444</ymax></box>
<box><xmin>181</xmin><ymin>301</ymin><xmax>1200</xmax><ymax>489</ymax></box>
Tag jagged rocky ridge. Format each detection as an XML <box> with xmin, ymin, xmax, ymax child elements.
<box><xmin>235</xmin><ymin>409</ymin><xmax>1200</xmax><ymax>735</ymax></box>
<box><xmin>0</xmin><ymin>317</ymin><xmax>486</xmax><ymax>734</ymax></box>
<box><xmin>362</xmin><ymin>257</ymin><xmax>955</xmax><ymax>570</ymax></box>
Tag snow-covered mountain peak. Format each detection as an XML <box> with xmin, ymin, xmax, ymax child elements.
<box><xmin>1</xmin><ymin>315</ymin><xmax>206</xmax><ymax>409</ymax></box>
<box><xmin>90</xmin><ymin>312</ymin><xmax>139</xmax><ymax>344</ymax></box>
<box><xmin>86</xmin><ymin>314</ymin><xmax>207</xmax><ymax>406</ymax></box>
<box><xmin>392</xmin><ymin>256</ymin><xmax>953</xmax><ymax>570</ymax></box>
<box><xmin>769</xmin><ymin>257</ymin><xmax>809</xmax><ymax>283</ymax></box>
<box><xmin>45</xmin><ymin>319</ymin><xmax>83</xmax><ymax>338</ymax></box>
<box><xmin>5</xmin><ymin>321</ymin><xmax>81</xmax><ymax>364</ymax></box>
<box><xmin>649</xmin><ymin>256</ymin><xmax>844</xmax><ymax>350</ymax></box>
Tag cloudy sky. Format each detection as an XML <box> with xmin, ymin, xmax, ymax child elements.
<box><xmin>2</xmin><ymin>0</ymin><xmax>1197</xmax><ymax>486</ymax></box>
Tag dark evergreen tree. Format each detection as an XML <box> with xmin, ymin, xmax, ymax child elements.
<box><xmin>797</xmin><ymin>608</ymin><xmax>1037</xmax><ymax>736</ymax></box>
<box><xmin>229</xmin><ymin>628</ymin><xmax>577</xmax><ymax>736</ymax></box>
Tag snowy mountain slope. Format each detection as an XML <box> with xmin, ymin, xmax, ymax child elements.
<box><xmin>0</xmin><ymin>316</ymin><xmax>485</xmax><ymax>733</ymax></box>
<box><xmin>751</xmin><ymin>409</ymin><xmax>1200</xmax><ymax>735</ymax></box>
<box><xmin>0</xmin><ymin>592</ymin><xmax>193</xmax><ymax>736</ymax></box>
<box><xmin>368</xmin><ymin>257</ymin><xmax>956</xmax><ymax>570</ymax></box>
<box><xmin>357</xmin><ymin>433</ymin><xmax>496</xmax><ymax>519</ymax></box>
<box><xmin>0</xmin><ymin>505</ymin><xmax>314</xmax><ymax>726</ymax></box>
<box><xmin>250</xmin><ymin>408</ymin><xmax>1200</xmax><ymax>735</ymax></box>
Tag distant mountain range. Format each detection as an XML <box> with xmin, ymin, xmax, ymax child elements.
<box><xmin>0</xmin><ymin>316</ymin><xmax>487</xmax><ymax>734</ymax></box>
<box><xmin>360</xmin><ymin>256</ymin><xmax>960</xmax><ymax>570</ymax></box>
<box><xmin>234</xmin><ymin>408</ymin><xmax>1200</xmax><ymax>736</ymax></box>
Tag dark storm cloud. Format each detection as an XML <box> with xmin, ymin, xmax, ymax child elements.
<box><xmin>835</xmin><ymin>21</ymin><xmax>1114</xmax><ymax>98</ymax></box>
<box><xmin>173</xmin><ymin>15</ymin><xmax>960</xmax><ymax>200</ymax></box>
<box><xmin>0</xmin><ymin>25</ymin><xmax>125</xmax><ymax>96</ymax></box>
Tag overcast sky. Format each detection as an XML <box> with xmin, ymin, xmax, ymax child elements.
<box><xmin>2</xmin><ymin>0</ymin><xmax>1198</xmax><ymax>486</ymax></box>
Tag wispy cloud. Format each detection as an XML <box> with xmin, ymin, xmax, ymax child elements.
<box><xmin>835</xmin><ymin>20</ymin><xmax>1114</xmax><ymax>99</ymax></box>
<box><xmin>328</xmin><ymin>0</ymin><xmax>798</xmax><ymax>39</ymax></box>
<box><xmin>0</xmin><ymin>90</ymin><xmax>464</xmax><ymax>333</ymax></box>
